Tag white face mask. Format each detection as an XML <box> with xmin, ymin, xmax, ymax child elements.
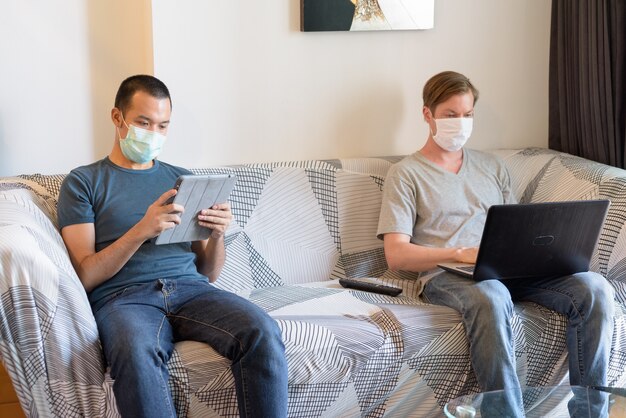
<box><xmin>431</xmin><ymin>117</ymin><xmax>473</xmax><ymax>152</ymax></box>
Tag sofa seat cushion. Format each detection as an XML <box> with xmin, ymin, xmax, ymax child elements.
<box><xmin>157</xmin><ymin>281</ymin><xmax>626</xmax><ymax>417</ymax></box>
<box><xmin>3</xmin><ymin>149</ymin><xmax>626</xmax><ymax>417</ymax></box>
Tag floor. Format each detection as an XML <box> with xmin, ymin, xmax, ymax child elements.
<box><xmin>0</xmin><ymin>363</ymin><xmax>25</xmax><ymax>418</ymax></box>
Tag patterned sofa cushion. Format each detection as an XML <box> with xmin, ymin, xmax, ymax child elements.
<box><xmin>0</xmin><ymin>148</ymin><xmax>625</xmax><ymax>417</ymax></box>
<box><xmin>495</xmin><ymin>148</ymin><xmax>626</xmax><ymax>287</ymax></box>
<box><xmin>192</xmin><ymin>157</ymin><xmax>406</xmax><ymax>293</ymax></box>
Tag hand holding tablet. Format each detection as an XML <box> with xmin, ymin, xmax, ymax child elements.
<box><xmin>155</xmin><ymin>174</ymin><xmax>237</xmax><ymax>245</ymax></box>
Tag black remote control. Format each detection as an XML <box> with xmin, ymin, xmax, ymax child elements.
<box><xmin>339</xmin><ymin>278</ymin><xmax>402</xmax><ymax>297</ymax></box>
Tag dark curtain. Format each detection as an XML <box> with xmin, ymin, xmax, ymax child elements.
<box><xmin>549</xmin><ymin>0</ymin><xmax>626</xmax><ymax>168</ymax></box>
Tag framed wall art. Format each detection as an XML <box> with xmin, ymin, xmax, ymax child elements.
<box><xmin>301</xmin><ymin>0</ymin><xmax>434</xmax><ymax>32</ymax></box>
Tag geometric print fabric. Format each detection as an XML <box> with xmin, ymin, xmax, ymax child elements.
<box><xmin>0</xmin><ymin>148</ymin><xmax>625</xmax><ymax>417</ymax></box>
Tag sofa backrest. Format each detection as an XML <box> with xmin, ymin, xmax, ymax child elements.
<box><xmin>3</xmin><ymin>147</ymin><xmax>626</xmax><ymax>294</ymax></box>
<box><xmin>191</xmin><ymin>156</ymin><xmax>403</xmax><ymax>292</ymax></box>
<box><xmin>491</xmin><ymin>148</ymin><xmax>626</xmax><ymax>286</ymax></box>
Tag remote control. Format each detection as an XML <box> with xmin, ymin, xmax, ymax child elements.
<box><xmin>339</xmin><ymin>278</ymin><xmax>402</xmax><ymax>297</ymax></box>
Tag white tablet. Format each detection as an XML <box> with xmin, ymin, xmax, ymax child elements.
<box><xmin>154</xmin><ymin>174</ymin><xmax>237</xmax><ymax>245</ymax></box>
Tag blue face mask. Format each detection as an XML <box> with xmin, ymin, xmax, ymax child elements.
<box><xmin>118</xmin><ymin>116</ymin><xmax>167</xmax><ymax>164</ymax></box>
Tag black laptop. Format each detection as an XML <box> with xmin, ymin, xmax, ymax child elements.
<box><xmin>437</xmin><ymin>200</ymin><xmax>610</xmax><ymax>281</ymax></box>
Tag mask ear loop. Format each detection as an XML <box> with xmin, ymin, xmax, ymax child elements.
<box><xmin>426</xmin><ymin>108</ymin><xmax>438</xmax><ymax>138</ymax></box>
<box><xmin>116</xmin><ymin>110</ymin><xmax>130</xmax><ymax>141</ymax></box>
<box><xmin>120</xmin><ymin>111</ymin><xmax>130</xmax><ymax>129</ymax></box>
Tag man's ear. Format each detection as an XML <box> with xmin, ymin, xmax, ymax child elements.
<box><xmin>111</xmin><ymin>108</ymin><xmax>123</xmax><ymax>127</ymax></box>
<box><xmin>422</xmin><ymin>106</ymin><xmax>432</xmax><ymax>123</ymax></box>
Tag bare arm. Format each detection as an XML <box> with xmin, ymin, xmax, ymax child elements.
<box><xmin>383</xmin><ymin>233</ymin><xmax>478</xmax><ymax>272</ymax></box>
<box><xmin>61</xmin><ymin>189</ymin><xmax>183</xmax><ymax>292</ymax></box>
<box><xmin>192</xmin><ymin>202</ymin><xmax>233</xmax><ymax>282</ymax></box>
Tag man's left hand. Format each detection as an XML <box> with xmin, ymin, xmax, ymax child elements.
<box><xmin>198</xmin><ymin>203</ymin><xmax>233</xmax><ymax>239</ymax></box>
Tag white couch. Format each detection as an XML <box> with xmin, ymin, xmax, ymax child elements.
<box><xmin>1</xmin><ymin>147</ymin><xmax>625</xmax><ymax>417</ymax></box>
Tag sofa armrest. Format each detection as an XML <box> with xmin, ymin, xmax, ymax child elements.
<box><xmin>0</xmin><ymin>192</ymin><xmax>108</xmax><ymax>417</ymax></box>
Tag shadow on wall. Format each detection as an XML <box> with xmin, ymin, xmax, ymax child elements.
<box><xmin>85</xmin><ymin>1</ymin><xmax>118</xmax><ymax>162</ymax></box>
<box><xmin>84</xmin><ymin>0</ymin><xmax>153</xmax><ymax>163</ymax></box>
<box><xmin>289</xmin><ymin>0</ymin><xmax>301</xmax><ymax>32</ymax></box>
<box><xmin>333</xmin><ymin>82</ymin><xmax>404</xmax><ymax>158</ymax></box>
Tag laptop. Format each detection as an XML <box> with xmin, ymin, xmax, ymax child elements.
<box><xmin>437</xmin><ymin>200</ymin><xmax>610</xmax><ymax>281</ymax></box>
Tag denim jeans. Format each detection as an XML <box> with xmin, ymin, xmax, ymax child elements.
<box><xmin>423</xmin><ymin>271</ymin><xmax>614</xmax><ymax>418</ymax></box>
<box><xmin>94</xmin><ymin>279</ymin><xmax>288</xmax><ymax>418</ymax></box>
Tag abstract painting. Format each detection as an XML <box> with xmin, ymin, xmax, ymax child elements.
<box><xmin>301</xmin><ymin>0</ymin><xmax>434</xmax><ymax>32</ymax></box>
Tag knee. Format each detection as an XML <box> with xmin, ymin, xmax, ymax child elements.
<box><xmin>240</xmin><ymin>318</ymin><xmax>287</xmax><ymax>374</ymax></box>
<box><xmin>585</xmin><ymin>272</ymin><xmax>614</xmax><ymax>298</ymax></box>
<box><xmin>241</xmin><ymin>311</ymin><xmax>285</xmax><ymax>356</ymax></box>
<box><xmin>104</xmin><ymin>341</ymin><xmax>168</xmax><ymax>383</ymax></box>
<box><xmin>108</xmin><ymin>335</ymin><xmax>163</xmax><ymax>366</ymax></box>
<box><xmin>577</xmin><ymin>272</ymin><xmax>615</xmax><ymax>318</ymax></box>
<box><xmin>470</xmin><ymin>280</ymin><xmax>514</xmax><ymax>320</ymax></box>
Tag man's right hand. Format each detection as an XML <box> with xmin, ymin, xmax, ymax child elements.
<box><xmin>454</xmin><ymin>246</ymin><xmax>479</xmax><ymax>264</ymax></box>
<box><xmin>135</xmin><ymin>189</ymin><xmax>185</xmax><ymax>240</ymax></box>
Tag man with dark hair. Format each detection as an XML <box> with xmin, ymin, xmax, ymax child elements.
<box><xmin>377</xmin><ymin>71</ymin><xmax>614</xmax><ymax>417</ymax></box>
<box><xmin>114</xmin><ymin>74</ymin><xmax>172</xmax><ymax>111</ymax></box>
<box><xmin>57</xmin><ymin>74</ymin><xmax>288</xmax><ymax>418</ymax></box>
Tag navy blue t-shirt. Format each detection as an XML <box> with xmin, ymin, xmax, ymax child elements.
<box><xmin>57</xmin><ymin>158</ymin><xmax>207</xmax><ymax>309</ymax></box>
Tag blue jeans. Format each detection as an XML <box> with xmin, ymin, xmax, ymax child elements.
<box><xmin>423</xmin><ymin>271</ymin><xmax>614</xmax><ymax>418</ymax></box>
<box><xmin>94</xmin><ymin>279</ymin><xmax>288</xmax><ymax>418</ymax></box>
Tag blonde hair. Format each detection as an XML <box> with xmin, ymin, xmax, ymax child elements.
<box><xmin>422</xmin><ymin>71</ymin><xmax>479</xmax><ymax>112</ymax></box>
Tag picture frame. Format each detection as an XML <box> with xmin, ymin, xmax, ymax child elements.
<box><xmin>301</xmin><ymin>0</ymin><xmax>434</xmax><ymax>32</ymax></box>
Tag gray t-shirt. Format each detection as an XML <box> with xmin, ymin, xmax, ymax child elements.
<box><xmin>377</xmin><ymin>148</ymin><xmax>516</xmax><ymax>255</ymax></box>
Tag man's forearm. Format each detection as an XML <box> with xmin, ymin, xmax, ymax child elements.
<box><xmin>195</xmin><ymin>236</ymin><xmax>225</xmax><ymax>282</ymax></box>
<box><xmin>384</xmin><ymin>240</ymin><xmax>478</xmax><ymax>273</ymax></box>
<box><xmin>75</xmin><ymin>226</ymin><xmax>148</xmax><ymax>292</ymax></box>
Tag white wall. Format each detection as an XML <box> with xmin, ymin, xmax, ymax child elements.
<box><xmin>0</xmin><ymin>2</ymin><xmax>91</xmax><ymax>176</ymax></box>
<box><xmin>0</xmin><ymin>0</ymin><xmax>153</xmax><ymax>176</ymax></box>
<box><xmin>0</xmin><ymin>0</ymin><xmax>551</xmax><ymax>176</ymax></box>
<box><xmin>152</xmin><ymin>0</ymin><xmax>552</xmax><ymax>168</ymax></box>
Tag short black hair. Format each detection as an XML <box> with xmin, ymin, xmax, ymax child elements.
<box><xmin>114</xmin><ymin>74</ymin><xmax>172</xmax><ymax>113</ymax></box>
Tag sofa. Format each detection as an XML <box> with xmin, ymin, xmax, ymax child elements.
<box><xmin>0</xmin><ymin>147</ymin><xmax>625</xmax><ymax>417</ymax></box>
